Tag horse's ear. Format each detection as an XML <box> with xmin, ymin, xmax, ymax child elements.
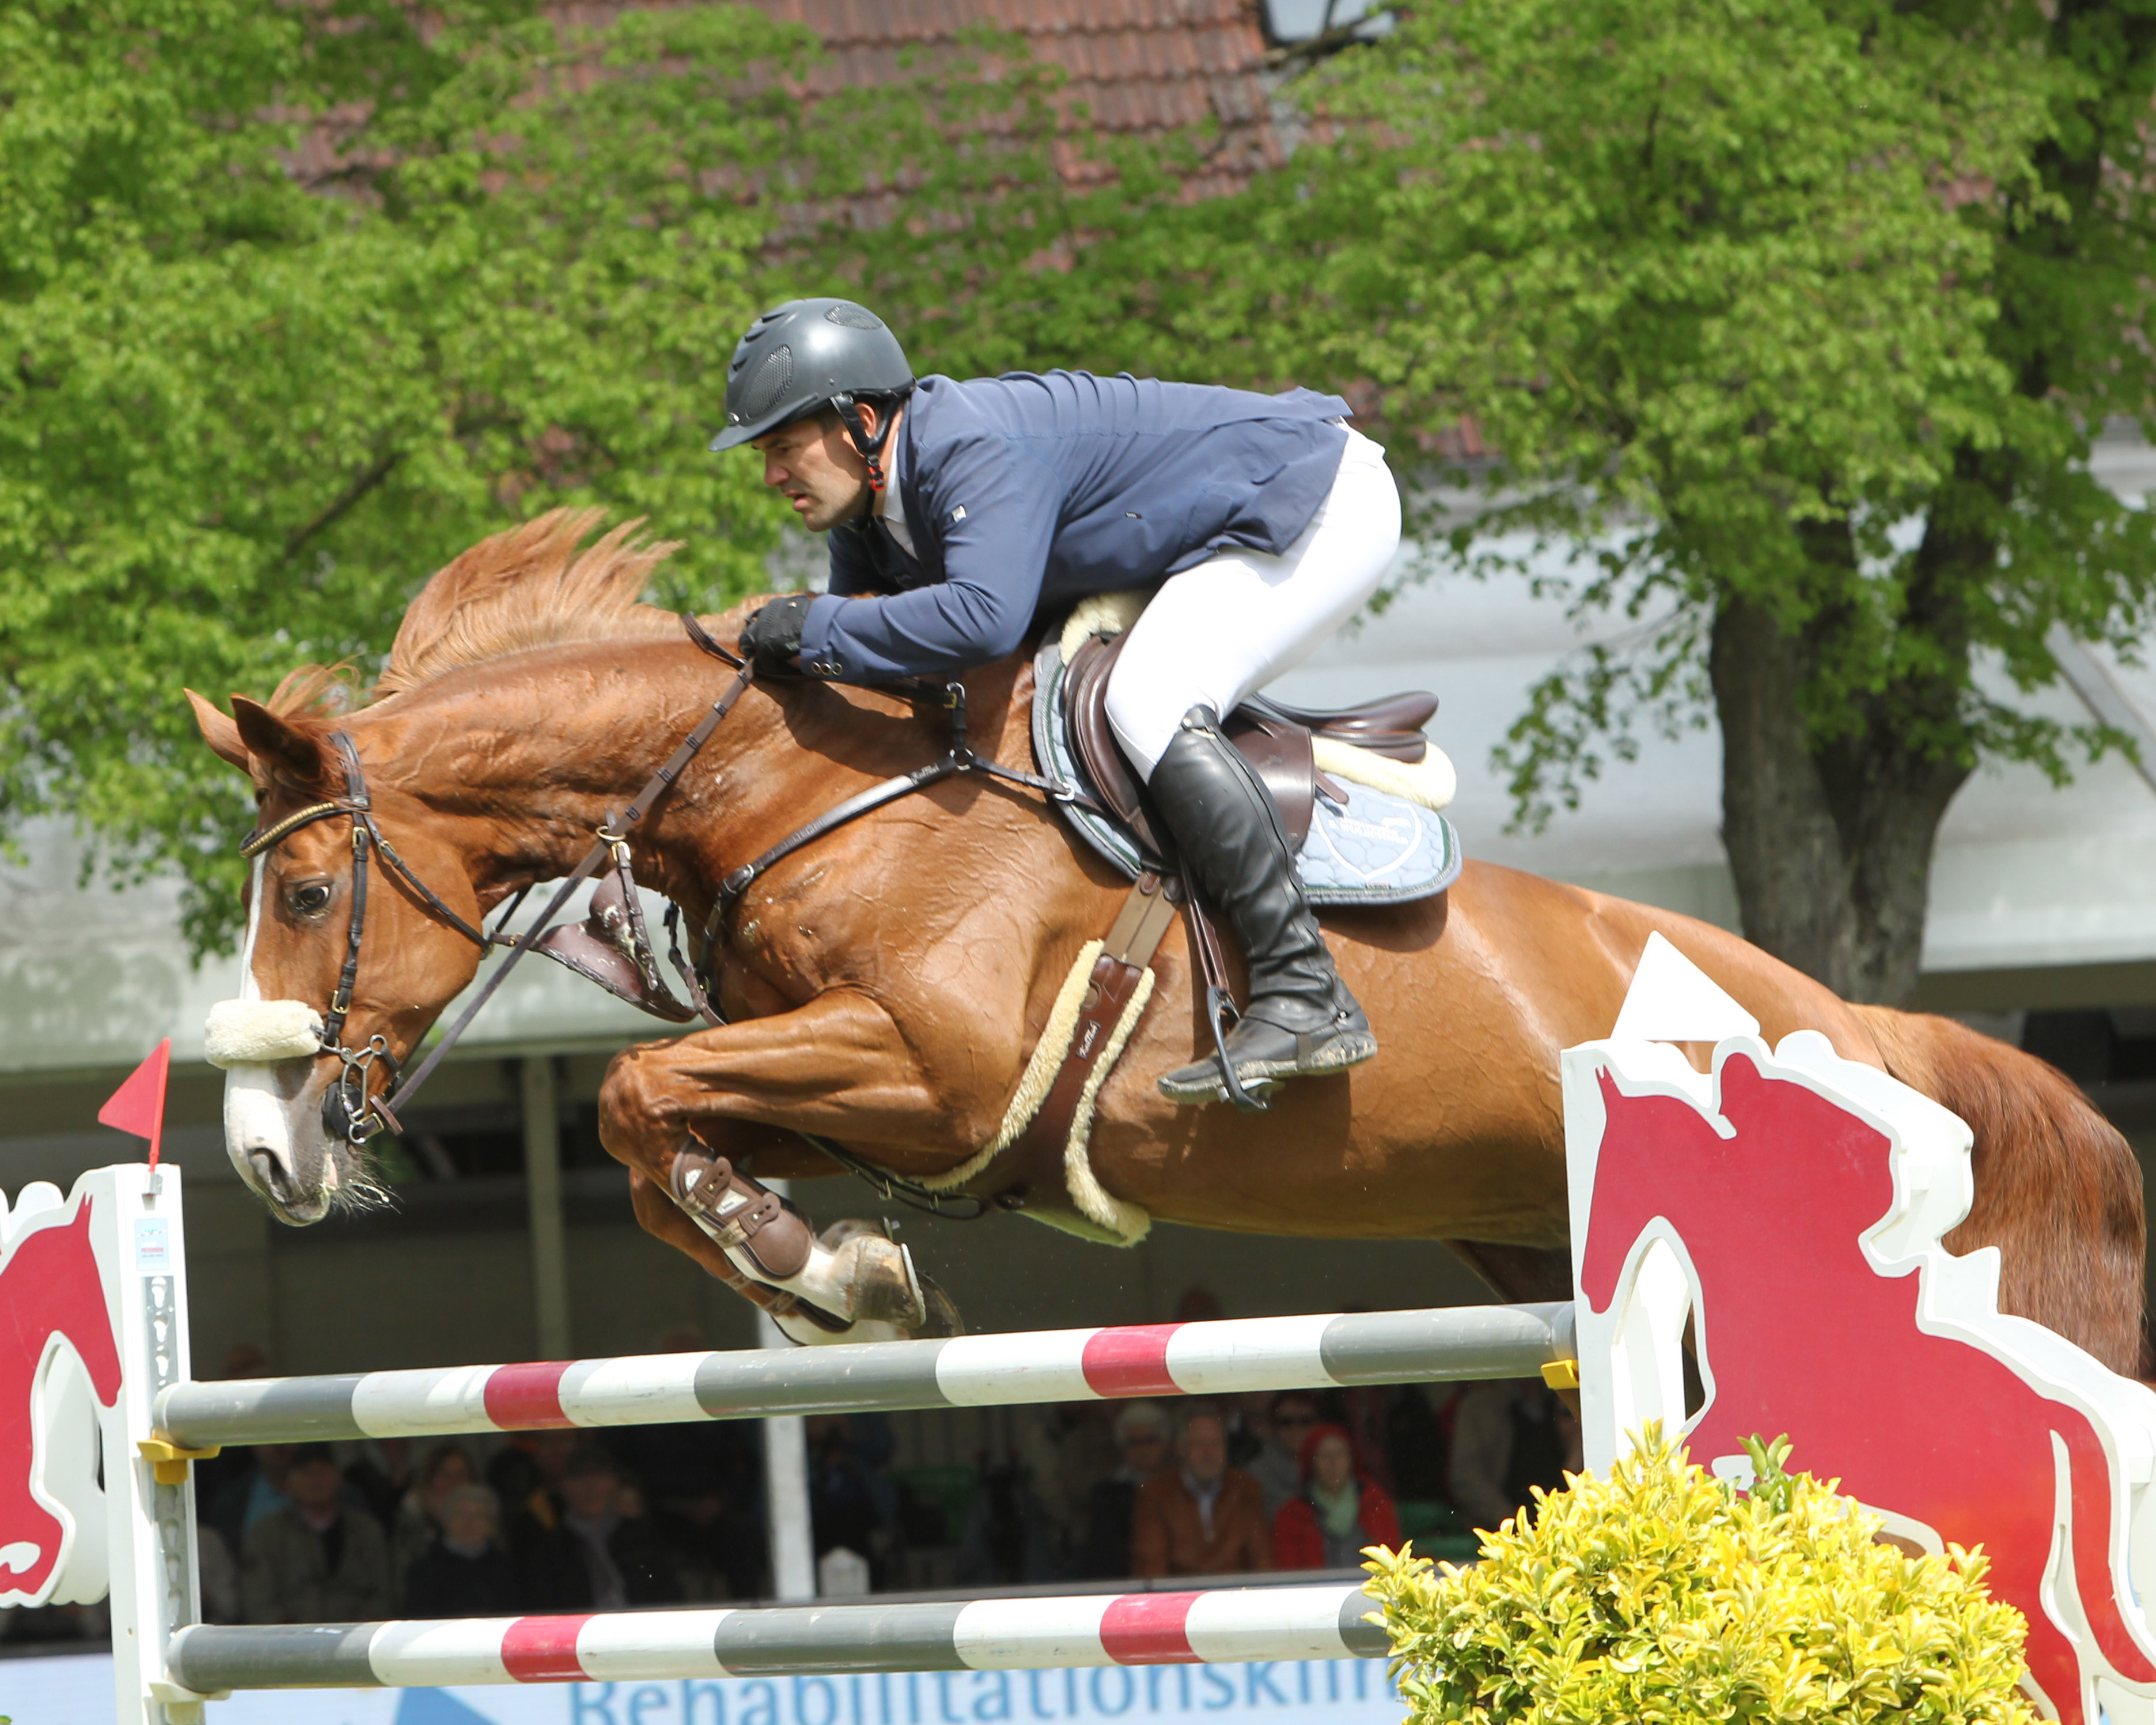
<box><xmin>229</xmin><ymin>695</ymin><xmax>332</xmax><ymax>790</ymax></box>
<box><xmin>185</xmin><ymin>690</ymin><xmax>251</xmax><ymax>773</ymax></box>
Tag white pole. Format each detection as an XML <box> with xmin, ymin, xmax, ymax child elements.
<box><xmin>521</xmin><ymin>1057</ymin><xmax>572</xmax><ymax>1360</ymax></box>
<box><xmin>92</xmin><ymin>1164</ymin><xmax>207</xmax><ymax>1724</ymax></box>
<box><xmin>757</xmin><ymin>1179</ymin><xmax>817</xmax><ymax>1601</ymax></box>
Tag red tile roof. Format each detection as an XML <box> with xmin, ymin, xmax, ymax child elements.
<box><xmin>745</xmin><ymin>0</ymin><xmax>1286</xmax><ymax>185</ymax></box>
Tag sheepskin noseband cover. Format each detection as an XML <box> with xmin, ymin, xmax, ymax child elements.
<box><xmin>204</xmin><ymin>1000</ymin><xmax>325</xmax><ymax>1069</ymax></box>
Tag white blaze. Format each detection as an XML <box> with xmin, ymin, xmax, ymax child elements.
<box><xmin>224</xmin><ymin>854</ymin><xmax>297</xmax><ymax>1179</ymax></box>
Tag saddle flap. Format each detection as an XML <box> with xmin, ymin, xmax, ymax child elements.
<box><xmin>533</xmin><ymin>861</ymin><xmax>698</xmax><ymax>1023</ymax></box>
<box><xmin>1063</xmin><ymin>632</ymin><xmax>1316</xmax><ymax>849</ymax></box>
<box><xmin>1221</xmin><ymin>712</ymin><xmax>1315</xmax><ymax>848</ymax></box>
<box><xmin>1064</xmin><ymin>633</ymin><xmax>1161</xmax><ymax>858</ymax></box>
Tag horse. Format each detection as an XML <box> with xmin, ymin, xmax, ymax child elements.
<box><xmin>185</xmin><ymin>511</ymin><xmax>2145</xmax><ymax>1370</ymax></box>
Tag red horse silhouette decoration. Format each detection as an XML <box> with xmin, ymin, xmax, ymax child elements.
<box><xmin>1573</xmin><ymin>1038</ymin><xmax>2156</xmax><ymax>1724</ymax></box>
<box><xmin>0</xmin><ymin>1195</ymin><xmax>123</xmax><ymax>1604</ymax></box>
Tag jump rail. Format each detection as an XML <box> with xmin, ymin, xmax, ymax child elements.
<box><xmin>166</xmin><ymin>1583</ymin><xmax>1388</xmax><ymax>1692</ymax></box>
<box><xmin>156</xmin><ymin>1303</ymin><xmax>1577</xmax><ymax>1447</ymax></box>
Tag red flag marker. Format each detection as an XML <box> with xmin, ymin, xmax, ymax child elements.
<box><xmin>100</xmin><ymin>1039</ymin><xmax>172</xmax><ymax>1168</ymax></box>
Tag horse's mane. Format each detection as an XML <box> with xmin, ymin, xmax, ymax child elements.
<box><xmin>370</xmin><ymin>507</ymin><xmax>682</xmax><ymax>701</ymax></box>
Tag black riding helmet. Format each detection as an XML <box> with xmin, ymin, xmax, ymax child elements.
<box><xmin>709</xmin><ymin>297</ymin><xmax>914</xmax><ymax>491</ymax></box>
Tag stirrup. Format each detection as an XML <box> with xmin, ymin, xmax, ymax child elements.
<box><xmin>1157</xmin><ymin>1012</ymin><xmax>1378</xmax><ymax>1106</ymax></box>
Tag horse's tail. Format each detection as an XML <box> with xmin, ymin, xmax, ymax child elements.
<box><xmin>1851</xmin><ymin>1004</ymin><xmax>2146</xmax><ymax>1378</ymax></box>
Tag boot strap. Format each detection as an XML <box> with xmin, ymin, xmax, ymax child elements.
<box><xmin>669</xmin><ymin>1149</ymin><xmax>814</xmax><ymax>1280</ymax></box>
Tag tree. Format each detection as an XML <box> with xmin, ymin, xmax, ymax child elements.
<box><xmin>0</xmin><ymin>0</ymin><xmax>1048</xmax><ymax>952</ymax></box>
<box><xmin>1024</xmin><ymin>0</ymin><xmax>2156</xmax><ymax>1003</ymax></box>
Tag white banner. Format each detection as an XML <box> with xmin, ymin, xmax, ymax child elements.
<box><xmin>2</xmin><ymin>1652</ymin><xmax>1407</xmax><ymax>1725</ymax></box>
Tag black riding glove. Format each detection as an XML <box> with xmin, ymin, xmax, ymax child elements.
<box><xmin>740</xmin><ymin>592</ymin><xmax>817</xmax><ymax>676</ymax></box>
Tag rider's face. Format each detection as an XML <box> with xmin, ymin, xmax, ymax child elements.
<box><xmin>754</xmin><ymin>406</ymin><xmax>888</xmax><ymax>534</ymax></box>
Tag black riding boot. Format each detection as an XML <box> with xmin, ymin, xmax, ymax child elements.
<box><xmin>1149</xmin><ymin>706</ymin><xmax>1376</xmax><ymax>1104</ymax></box>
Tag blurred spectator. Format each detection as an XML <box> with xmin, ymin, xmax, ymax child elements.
<box><xmin>1015</xmin><ymin>1402</ymin><xmax>1113</xmax><ymax>1550</ymax></box>
<box><xmin>1447</xmin><ymin>1381</ymin><xmax>1581</xmax><ymax>1536</ymax></box>
<box><xmin>956</xmin><ymin>1452</ymin><xmax>1058</xmax><ymax>1584</ymax></box>
<box><xmin>607</xmin><ymin>1418</ymin><xmax>764</xmax><ymax>1599</ymax></box>
<box><xmin>1076</xmin><ymin>1402</ymin><xmax>1169</xmax><ymax>1578</ymax></box>
<box><xmin>491</xmin><ymin>1428</ymin><xmax>580</xmax><ymax>1522</ymax></box>
<box><xmin>1246</xmin><ymin>1391</ymin><xmax>1319</xmax><ymax>1518</ymax></box>
<box><xmin>605</xmin><ymin>1334</ymin><xmax>765</xmax><ymax>1600</ymax></box>
<box><xmin>405</xmin><ymin>1486</ymin><xmax>519</xmax><ymax>1618</ymax></box>
<box><xmin>806</xmin><ymin>1414</ymin><xmax>899</xmax><ymax>1583</ymax></box>
<box><xmin>1273</xmin><ymin>1424</ymin><xmax>1400</xmax><ymax>1569</ymax></box>
<box><xmin>1381</xmin><ymin>1383</ymin><xmax>1454</xmax><ymax>1505</ymax></box>
<box><xmin>192</xmin><ymin>1343</ymin><xmax>273</xmax><ymax>1551</ymax></box>
<box><xmin>343</xmin><ymin>1436</ymin><xmax>415</xmax><ymax>1530</ymax></box>
<box><xmin>196</xmin><ymin>1526</ymin><xmax>239</xmax><ymax>1623</ymax></box>
<box><xmin>203</xmin><ymin>1440</ymin><xmax>295</xmax><ymax>1561</ymax></box>
<box><xmin>240</xmin><ymin>1443</ymin><xmax>395</xmax><ymax>1623</ymax></box>
<box><xmin>1131</xmin><ymin>1409</ymin><xmax>1271</xmax><ymax>1578</ymax></box>
<box><xmin>1340</xmin><ymin>1386</ymin><xmax>1397</xmax><ymax>1495</ymax></box>
<box><xmin>391</xmin><ymin>1442</ymin><xmax>479</xmax><ymax>1583</ymax></box>
<box><xmin>513</xmin><ymin>1445</ymin><xmax>679</xmax><ymax>1610</ymax></box>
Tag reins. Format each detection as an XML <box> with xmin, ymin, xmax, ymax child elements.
<box><xmin>236</xmin><ymin>613</ymin><xmax>1096</xmax><ymax>1218</ymax></box>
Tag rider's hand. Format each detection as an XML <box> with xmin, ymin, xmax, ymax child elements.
<box><xmin>740</xmin><ymin>592</ymin><xmax>816</xmax><ymax>676</ymax></box>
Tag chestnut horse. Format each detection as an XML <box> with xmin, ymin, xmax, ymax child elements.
<box><xmin>187</xmin><ymin>513</ymin><xmax>2145</xmax><ymax>1368</ymax></box>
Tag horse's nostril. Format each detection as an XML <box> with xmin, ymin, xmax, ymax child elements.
<box><xmin>249</xmin><ymin>1149</ymin><xmax>289</xmax><ymax>1202</ymax></box>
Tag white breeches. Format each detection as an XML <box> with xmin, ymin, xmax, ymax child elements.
<box><xmin>1104</xmin><ymin>427</ymin><xmax>1403</xmax><ymax>779</ymax></box>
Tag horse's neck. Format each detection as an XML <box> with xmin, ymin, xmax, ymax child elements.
<box><xmin>361</xmin><ymin>649</ymin><xmax>739</xmax><ymax>892</ymax></box>
<box><xmin>363</xmin><ymin>644</ymin><xmax>1051</xmax><ymax>903</ymax></box>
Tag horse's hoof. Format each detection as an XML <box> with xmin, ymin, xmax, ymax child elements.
<box><xmin>829</xmin><ymin>1227</ymin><xmax>928</xmax><ymax>1329</ymax></box>
<box><xmin>918</xmin><ymin>1273</ymin><xmax>964</xmax><ymax>1338</ymax></box>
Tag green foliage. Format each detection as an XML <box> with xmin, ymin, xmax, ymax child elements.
<box><xmin>0</xmin><ymin>0</ymin><xmax>1068</xmax><ymax>952</ymax></box>
<box><xmin>1365</xmin><ymin>1428</ymin><xmax>2036</xmax><ymax>1724</ymax></box>
<box><xmin>1026</xmin><ymin>0</ymin><xmax>2156</xmax><ymax>838</ymax></box>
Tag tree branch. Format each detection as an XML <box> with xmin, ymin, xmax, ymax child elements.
<box><xmin>283</xmin><ymin>450</ymin><xmax>401</xmax><ymax>562</ymax></box>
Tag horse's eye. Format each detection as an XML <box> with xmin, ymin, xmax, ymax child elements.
<box><xmin>288</xmin><ymin>881</ymin><xmax>333</xmax><ymax>917</ymax></box>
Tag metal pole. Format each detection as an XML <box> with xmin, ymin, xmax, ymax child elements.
<box><xmin>759</xmin><ymin>1178</ymin><xmax>817</xmax><ymax>1601</ymax></box>
<box><xmin>520</xmin><ymin>1057</ymin><xmax>572</xmax><ymax>1360</ymax></box>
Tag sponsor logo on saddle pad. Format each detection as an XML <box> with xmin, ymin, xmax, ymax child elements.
<box><xmin>1</xmin><ymin>1655</ymin><xmax>1407</xmax><ymax>1725</ymax></box>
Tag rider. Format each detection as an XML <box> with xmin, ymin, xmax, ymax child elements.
<box><xmin>710</xmin><ymin>297</ymin><xmax>1404</xmax><ymax>1106</ymax></box>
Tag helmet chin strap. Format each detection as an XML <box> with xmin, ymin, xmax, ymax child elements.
<box><xmin>831</xmin><ymin>391</ymin><xmax>903</xmax><ymax>494</ymax></box>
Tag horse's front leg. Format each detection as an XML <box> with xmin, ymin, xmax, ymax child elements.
<box><xmin>598</xmin><ymin>990</ymin><xmax>965</xmax><ymax>1345</ymax></box>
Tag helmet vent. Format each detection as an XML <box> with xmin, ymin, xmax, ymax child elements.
<box><xmin>743</xmin><ymin>345</ymin><xmax>794</xmax><ymax>419</ymax></box>
<box><xmin>825</xmin><ymin>302</ymin><xmax>884</xmax><ymax>330</ymax></box>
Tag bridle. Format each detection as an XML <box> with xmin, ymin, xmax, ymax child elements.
<box><xmin>238</xmin><ymin>730</ymin><xmax>502</xmax><ymax>1148</ymax></box>
<box><xmin>234</xmin><ymin>612</ymin><xmax>1092</xmax><ymax>1212</ymax></box>
<box><xmin>238</xmin><ymin>616</ymin><xmax>759</xmax><ymax>1149</ymax></box>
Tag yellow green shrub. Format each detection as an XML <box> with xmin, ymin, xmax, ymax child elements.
<box><xmin>1363</xmin><ymin>1429</ymin><xmax>2036</xmax><ymax>1724</ymax></box>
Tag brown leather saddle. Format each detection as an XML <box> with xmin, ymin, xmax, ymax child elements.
<box><xmin>1062</xmin><ymin>630</ymin><xmax>1439</xmax><ymax>857</ymax></box>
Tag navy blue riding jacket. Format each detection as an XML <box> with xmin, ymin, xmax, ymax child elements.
<box><xmin>795</xmin><ymin>370</ymin><xmax>1352</xmax><ymax>683</ymax></box>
